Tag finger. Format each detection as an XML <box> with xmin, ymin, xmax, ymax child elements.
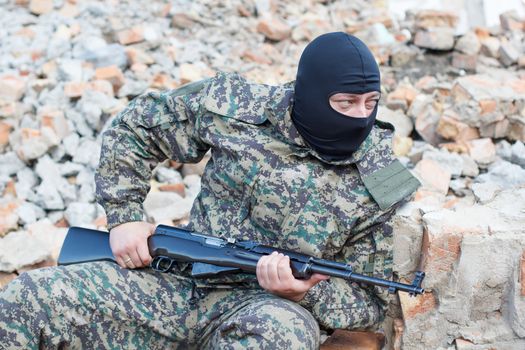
<box><xmin>257</xmin><ymin>255</ymin><xmax>270</xmax><ymax>287</ymax></box>
<box><xmin>277</xmin><ymin>255</ymin><xmax>295</xmax><ymax>283</ymax></box>
<box><xmin>148</xmin><ymin>224</ymin><xmax>156</xmax><ymax>236</ymax></box>
<box><xmin>115</xmin><ymin>255</ymin><xmax>127</xmax><ymax>269</ymax></box>
<box><xmin>128</xmin><ymin>250</ymin><xmax>141</xmax><ymax>269</ymax></box>
<box><xmin>298</xmin><ymin>273</ymin><xmax>330</xmax><ymax>290</ymax></box>
<box><xmin>266</xmin><ymin>253</ymin><xmax>282</xmax><ymax>286</ymax></box>
<box><xmin>121</xmin><ymin>254</ymin><xmax>134</xmax><ymax>269</ymax></box>
<box><xmin>136</xmin><ymin>242</ymin><xmax>152</xmax><ymax>267</ymax></box>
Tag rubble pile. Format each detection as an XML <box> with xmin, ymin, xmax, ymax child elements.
<box><xmin>0</xmin><ymin>0</ymin><xmax>524</xmax><ymax>349</ymax></box>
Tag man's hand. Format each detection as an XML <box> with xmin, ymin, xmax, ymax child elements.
<box><xmin>256</xmin><ymin>251</ymin><xmax>329</xmax><ymax>302</ymax></box>
<box><xmin>110</xmin><ymin>221</ymin><xmax>155</xmax><ymax>269</ymax></box>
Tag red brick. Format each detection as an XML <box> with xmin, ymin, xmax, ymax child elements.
<box><xmin>0</xmin><ymin>75</ymin><xmax>25</xmax><ymax>102</ymax></box>
<box><xmin>39</xmin><ymin>107</ymin><xmax>69</xmax><ymax>140</ymax></box>
<box><xmin>520</xmin><ymin>250</ymin><xmax>525</xmax><ymax>296</ymax></box>
<box><xmin>95</xmin><ymin>65</ymin><xmax>125</xmax><ymax>94</ymax></box>
<box><xmin>399</xmin><ymin>290</ymin><xmax>437</xmax><ymax>320</ymax></box>
<box><xmin>117</xmin><ymin>26</ymin><xmax>144</xmax><ymax>45</ymax></box>
<box><xmin>256</xmin><ymin>18</ymin><xmax>291</xmax><ymax>41</ymax></box>
<box><xmin>0</xmin><ymin>272</ymin><xmax>18</xmax><ymax>290</ymax></box>
<box><xmin>29</xmin><ymin>0</ymin><xmax>53</xmax><ymax>15</ymax></box>
<box><xmin>414</xmin><ymin>159</ymin><xmax>451</xmax><ymax>194</ymax></box>
<box><xmin>89</xmin><ymin>80</ymin><xmax>115</xmax><ymax>97</ymax></box>
<box><xmin>64</xmin><ymin>81</ymin><xmax>88</xmax><ymax>98</ymax></box>
<box><xmin>474</xmin><ymin>27</ymin><xmax>490</xmax><ymax>40</ymax></box>
<box><xmin>158</xmin><ymin>183</ymin><xmax>186</xmax><ymax>197</ymax></box>
<box><xmin>421</xmin><ymin>226</ymin><xmax>462</xmax><ymax>275</ymax></box>
<box><xmin>0</xmin><ymin>121</ymin><xmax>12</xmax><ymax>148</ymax></box>
<box><xmin>58</xmin><ymin>2</ymin><xmax>79</xmax><ymax>18</ymax></box>
<box><xmin>0</xmin><ymin>200</ymin><xmax>20</xmax><ymax>237</ymax></box>
<box><xmin>3</xmin><ymin>180</ymin><xmax>16</xmax><ymax>197</ymax></box>
<box><xmin>16</xmin><ymin>259</ymin><xmax>56</xmax><ymax>274</ymax></box>
<box><xmin>387</xmin><ymin>85</ymin><xmax>419</xmax><ymax>108</ymax></box>
<box><xmin>437</xmin><ymin>113</ymin><xmax>480</xmax><ymax>142</ymax></box>
<box><xmin>321</xmin><ymin>330</ymin><xmax>385</xmax><ymax>350</ymax></box>
<box><xmin>242</xmin><ymin>49</ymin><xmax>272</xmax><ymax>65</ymax></box>
<box><xmin>479</xmin><ymin>99</ymin><xmax>497</xmax><ymax>115</ymax></box>
<box><xmin>467</xmin><ymin>138</ymin><xmax>496</xmax><ymax>165</ymax></box>
<box><xmin>414</xmin><ymin>9</ymin><xmax>458</xmax><ymax>29</ymax></box>
<box><xmin>54</xmin><ymin>218</ymin><xmax>69</xmax><ymax>228</ymax></box>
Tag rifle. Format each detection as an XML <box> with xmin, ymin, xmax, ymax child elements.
<box><xmin>58</xmin><ymin>225</ymin><xmax>425</xmax><ymax>296</ymax></box>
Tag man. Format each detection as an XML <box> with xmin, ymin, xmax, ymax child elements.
<box><xmin>0</xmin><ymin>32</ymin><xmax>419</xmax><ymax>349</ymax></box>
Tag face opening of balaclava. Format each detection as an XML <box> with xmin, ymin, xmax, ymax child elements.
<box><xmin>291</xmin><ymin>32</ymin><xmax>381</xmax><ymax>162</ymax></box>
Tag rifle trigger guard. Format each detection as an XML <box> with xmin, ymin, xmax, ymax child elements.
<box><xmin>151</xmin><ymin>256</ymin><xmax>173</xmax><ymax>272</ymax></box>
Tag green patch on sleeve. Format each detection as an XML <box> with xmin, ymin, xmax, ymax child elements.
<box><xmin>362</xmin><ymin>159</ymin><xmax>420</xmax><ymax>210</ymax></box>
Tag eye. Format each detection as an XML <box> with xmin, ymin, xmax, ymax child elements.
<box><xmin>366</xmin><ymin>99</ymin><xmax>379</xmax><ymax>109</ymax></box>
<box><xmin>338</xmin><ymin>100</ymin><xmax>354</xmax><ymax>108</ymax></box>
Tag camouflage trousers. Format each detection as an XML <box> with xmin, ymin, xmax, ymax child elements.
<box><xmin>0</xmin><ymin>262</ymin><xmax>320</xmax><ymax>350</ymax></box>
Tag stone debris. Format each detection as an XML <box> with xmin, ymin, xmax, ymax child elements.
<box><xmin>0</xmin><ymin>0</ymin><xmax>524</xmax><ymax>349</ymax></box>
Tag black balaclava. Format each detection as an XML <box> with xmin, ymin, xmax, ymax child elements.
<box><xmin>291</xmin><ymin>32</ymin><xmax>381</xmax><ymax>161</ymax></box>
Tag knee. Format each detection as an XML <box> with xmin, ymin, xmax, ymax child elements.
<box><xmin>218</xmin><ymin>298</ymin><xmax>320</xmax><ymax>349</ymax></box>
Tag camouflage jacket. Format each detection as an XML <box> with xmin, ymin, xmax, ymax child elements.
<box><xmin>95</xmin><ymin>71</ymin><xmax>420</xmax><ymax>330</ymax></box>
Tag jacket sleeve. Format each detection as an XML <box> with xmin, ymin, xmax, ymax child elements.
<box><xmin>95</xmin><ymin>80</ymin><xmax>211</xmax><ymax>231</ymax></box>
<box><xmin>298</xmin><ymin>204</ymin><xmax>400</xmax><ymax>330</ymax></box>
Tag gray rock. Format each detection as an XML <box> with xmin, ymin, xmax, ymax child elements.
<box><xmin>35</xmin><ymin>155</ymin><xmax>61</xmax><ymax>185</ymax></box>
<box><xmin>78</xmin><ymin>182</ymin><xmax>95</xmax><ymax>203</ymax></box>
<box><xmin>15</xmin><ymin>167</ymin><xmax>38</xmax><ymax>201</ymax></box>
<box><xmin>66</xmin><ymin>109</ymin><xmax>94</xmax><ymax>137</ymax></box>
<box><xmin>77</xmin><ymin>93</ymin><xmax>103</xmax><ymax>131</ymax></box>
<box><xmin>0</xmin><ymin>230</ymin><xmax>51</xmax><ymax>273</ymax></box>
<box><xmin>64</xmin><ymin>202</ymin><xmax>97</xmax><ymax>227</ymax></box>
<box><xmin>414</xmin><ymin>28</ymin><xmax>455</xmax><ymax>51</ymax></box>
<box><xmin>35</xmin><ymin>179</ymin><xmax>64</xmax><ymax>210</ymax></box>
<box><xmin>59</xmin><ymin>161</ymin><xmax>84</xmax><ymax>177</ymax></box>
<box><xmin>455</xmin><ymin>31</ymin><xmax>481</xmax><ymax>55</ymax></box>
<box><xmin>392</xmin><ymin>202</ymin><xmax>425</xmax><ymax>276</ymax></box>
<box><xmin>499</xmin><ymin>42</ymin><xmax>520</xmax><ymax>67</ymax></box>
<box><xmin>46</xmin><ymin>210</ymin><xmax>65</xmax><ymax>225</ymax></box>
<box><xmin>476</xmin><ymin>160</ymin><xmax>525</xmax><ymax>188</ymax></box>
<box><xmin>354</xmin><ymin>23</ymin><xmax>396</xmax><ymax>47</ymax></box>
<box><xmin>73</xmin><ymin>138</ymin><xmax>101</xmax><ymax>169</ymax></box>
<box><xmin>118</xmin><ymin>80</ymin><xmax>148</xmax><ymax>98</ymax></box>
<box><xmin>0</xmin><ymin>175</ymin><xmax>10</xmax><ymax>195</ymax></box>
<box><xmin>510</xmin><ymin>141</ymin><xmax>525</xmax><ymax>168</ymax></box>
<box><xmin>16</xmin><ymin>201</ymin><xmax>45</xmax><ymax>225</ymax></box>
<box><xmin>57</xmin><ymin>58</ymin><xmax>84</xmax><ymax>82</ymax></box>
<box><xmin>471</xmin><ymin>182</ymin><xmax>502</xmax><ymax>204</ymax></box>
<box><xmin>460</xmin><ymin>154</ymin><xmax>480</xmax><ymax>177</ymax></box>
<box><xmin>496</xmin><ymin>140</ymin><xmax>513</xmax><ymax>160</ymax></box>
<box><xmin>10</xmin><ymin>127</ymin><xmax>59</xmax><ymax>161</ymax></box>
<box><xmin>377</xmin><ymin>107</ymin><xmax>413</xmax><ymax>137</ymax></box>
<box><xmin>62</xmin><ymin>132</ymin><xmax>80</xmax><ymax>157</ymax></box>
<box><xmin>143</xmin><ymin>191</ymin><xmax>194</xmax><ymax>222</ymax></box>
<box><xmin>0</xmin><ymin>152</ymin><xmax>26</xmax><ymax>176</ymax></box>
<box><xmin>422</xmin><ymin>149</ymin><xmax>464</xmax><ymax>178</ymax></box>
<box><xmin>72</xmin><ymin>35</ymin><xmax>128</xmax><ymax>69</ymax></box>
<box><xmin>155</xmin><ymin>166</ymin><xmax>183</xmax><ymax>184</ymax></box>
<box><xmin>183</xmin><ymin>174</ymin><xmax>202</xmax><ymax>201</ymax></box>
<box><xmin>407</xmin><ymin>141</ymin><xmax>436</xmax><ymax>165</ymax></box>
<box><xmin>77</xmin><ymin>90</ymin><xmax>120</xmax><ymax>131</ymax></box>
<box><xmin>449</xmin><ymin>178</ymin><xmax>470</xmax><ymax>197</ymax></box>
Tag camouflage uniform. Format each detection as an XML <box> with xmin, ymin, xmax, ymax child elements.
<box><xmin>0</xmin><ymin>72</ymin><xmax>419</xmax><ymax>349</ymax></box>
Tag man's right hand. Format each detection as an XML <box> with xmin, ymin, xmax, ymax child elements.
<box><xmin>110</xmin><ymin>221</ymin><xmax>155</xmax><ymax>269</ymax></box>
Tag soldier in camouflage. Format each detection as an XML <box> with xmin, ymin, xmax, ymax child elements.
<box><xmin>0</xmin><ymin>32</ymin><xmax>419</xmax><ymax>349</ymax></box>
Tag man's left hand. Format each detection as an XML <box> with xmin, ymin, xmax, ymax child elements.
<box><xmin>256</xmin><ymin>251</ymin><xmax>330</xmax><ymax>302</ymax></box>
